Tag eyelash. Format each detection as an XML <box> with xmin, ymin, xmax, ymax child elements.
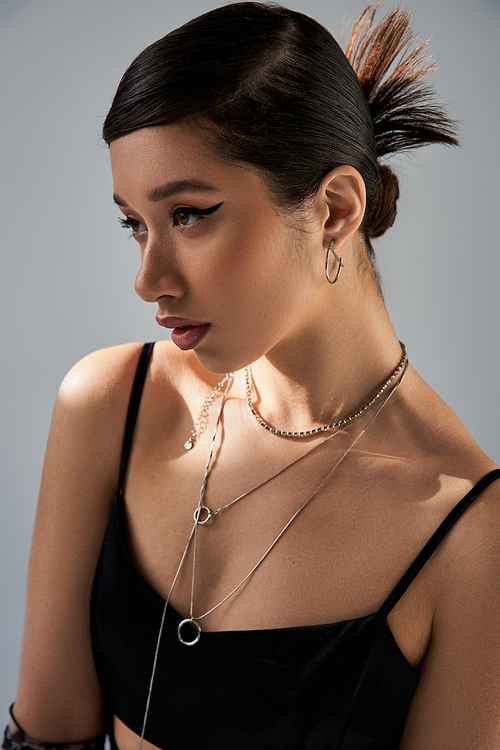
<box><xmin>118</xmin><ymin>217</ymin><xmax>145</xmax><ymax>236</ymax></box>
<box><xmin>118</xmin><ymin>202</ymin><xmax>223</xmax><ymax>236</ymax></box>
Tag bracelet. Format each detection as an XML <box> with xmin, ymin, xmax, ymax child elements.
<box><xmin>2</xmin><ymin>705</ymin><xmax>105</xmax><ymax>750</ymax></box>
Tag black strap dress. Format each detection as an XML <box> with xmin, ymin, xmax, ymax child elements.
<box><xmin>91</xmin><ymin>342</ymin><xmax>500</xmax><ymax>749</ymax></box>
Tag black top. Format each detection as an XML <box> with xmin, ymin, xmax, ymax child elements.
<box><xmin>90</xmin><ymin>343</ymin><xmax>500</xmax><ymax>750</ymax></box>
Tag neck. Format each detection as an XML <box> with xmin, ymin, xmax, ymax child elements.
<box><xmin>246</xmin><ymin>263</ymin><xmax>403</xmax><ymax>433</ymax></box>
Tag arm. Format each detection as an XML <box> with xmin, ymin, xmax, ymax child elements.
<box><xmin>12</xmin><ymin>344</ymin><xmax>145</xmax><ymax>742</ymax></box>
<box><xmin>399</xmin><ymin>480</ymin><xmax>500</xmax><ymax>749</ymax></box>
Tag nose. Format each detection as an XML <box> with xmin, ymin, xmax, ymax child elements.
<box><xmin>134</xmin><ymin>236</ymin><xmax>185</xmax><ymax>303</ymax></box>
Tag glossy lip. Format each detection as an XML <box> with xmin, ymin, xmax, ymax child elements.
<box><xmin>156</xmin><ymin>315</ymin><xmax>211</xmax><ymax>351</ymax></box>
<box><xmin>156</xmin><ymin>316</ymin><xmax>209</xmax><ymax>329</ymax></box>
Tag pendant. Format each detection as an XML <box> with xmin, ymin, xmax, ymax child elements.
<box><xmin>177</xmin><ymin>618</ymin><xmax>201</xmax><ymax>646</ymax></box>
<box><xmin>184</xmin><ymin>439</ymin><xmax>194</xmax><ymax>450</ymax></box>
<box><xmin>193</xmin><ymin>505</ymin><xmax>214</xmax><ymax>525</ymax></box>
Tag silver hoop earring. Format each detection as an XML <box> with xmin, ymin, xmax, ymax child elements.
<box><xmin>325</xmin><ymin>239</ymin><xmax>344</xmax><ymax>285</ymax></box>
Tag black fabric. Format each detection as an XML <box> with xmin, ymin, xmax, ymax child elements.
<box><xmin>379</xmin><ymin>468</ymin><xmax>500</xmax><ymax>616</ymax></box>
<box><xmin>90</xmin><ymin>344</ymin><xmax>500</xmax><ymax>749</ymax></box>
<box><xmin>117</xmin><ymin>342</ymin><xmax>155</xmax><ymax>493</ymax></box>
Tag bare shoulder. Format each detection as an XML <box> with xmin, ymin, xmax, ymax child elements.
<box><xmin>42</xmin><ymin>343</ymin><xmax>144</xmax><ymax>485</ymax></box>
<box><xmin>49</xmin><ymin>340</ymin><xmax>215</xmax><ymax>481</ymax></box>
<box><xmin>14</xmin><ymin>341</ymin><xmax>185</xmax><ymax>740</ymax></box>
<box><xmin>57</xmin><ymin>341</ymin><xmax>147</xmax><ymax>411</ymax></box>
<box><xmin>436</xmin><ymin>469</ymin><xmax>500</xmax><ymax>603</ymax></box>
<box><xmin>397</xmin><ymin>372</ymin><xmax>500</xmax><ymax>748</ymax></box>
<box><xmin>59</xmin><ymin>339</ymin><xmax>210</xmax><ymax>394</ymax></box>
<box><xmin>399</xmin><ymin>473</ymin><xmax>500</xmax><ymax>748</ymax></box>
<box><xmin>414</xmin><ymin>367</ymin><xmax>500</xmax><ymax>574</ymax></box>
<box><xmin>54</xmin><ymin>339</ymin><xmax>190</xmax><ymax>433</ymax></box>
<box><xmin>398</xmin><ymin>367</ymin><xmax>497</xmax><ymax>476</ymax></box>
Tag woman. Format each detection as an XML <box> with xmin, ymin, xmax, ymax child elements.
<box><xmin>4</xmin><ymin>3</ymin><xmax>500</xmax><ymax>749</ymax></box>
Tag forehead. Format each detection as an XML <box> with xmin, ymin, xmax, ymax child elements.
<box><xmin>110</xmin><ymin>123</ymin><xmax>249</xmax><ymax>199</ymax></box>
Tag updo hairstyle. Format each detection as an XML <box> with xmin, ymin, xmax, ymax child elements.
<box><xmin>103</xmin><ymin>3</ymin><xmax>459</xmax><ymax>256</ymax></box>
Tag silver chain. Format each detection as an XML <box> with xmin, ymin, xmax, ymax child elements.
<box><xmin>184</xmin><ymin>359</ymin><xmax>407</xmax><ymax>638</ymax></box>
<box><xmin>139</xmin><ymin>354</ymin><xmax>409</xmax><ymax>747</ymax></box>
<box><xmin>245</xmin><ymin>342</ymin><xmax>407</xmax><ymax>438</ymax></box>
<box><xmin>184</xmin><ymin>372</ymin><xmax>234</xmax><ymax>450</ymax></box>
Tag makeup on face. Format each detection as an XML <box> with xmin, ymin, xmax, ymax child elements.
<box><xmin>110</xmin><ymin>124</ymin><xmax>324</xmax><ymax>371</ymax></box>
<box><xmin>156</xmin><ymin>317</ymin><xmax>211</xmax><ymax>350</ymax></box>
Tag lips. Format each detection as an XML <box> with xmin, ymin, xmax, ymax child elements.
<box><xmin>156</xmin><ymin>316</ymin><xmax>210</xmax><ymax>351</ymax></box>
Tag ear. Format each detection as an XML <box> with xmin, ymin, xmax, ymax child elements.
<box><xmin>319</xmin><ymin>166</ymin><xmax>366</xmax><ymax>249</ymax></box>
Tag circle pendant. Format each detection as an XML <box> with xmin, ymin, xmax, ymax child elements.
<box><xmin>177</xmin><ymin>618</ymin><xmax>201</xmax><ymax>646</ymax></box>
<box><xmin>184</xmin><ymin>440</ymin><xmax>193</xmax><ymax>450</ymax></box>
<box><xmin>193</xmin><ymin>505</ymin><xmax>213</xmax><ymax>525</ymax></box>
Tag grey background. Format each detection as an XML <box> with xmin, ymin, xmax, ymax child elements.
<box><xmin>1</xmin><ymin>0</ymin><xmax>499</xmax><ymax>712</ymax></box>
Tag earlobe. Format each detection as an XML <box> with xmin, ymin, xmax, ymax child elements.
<box><xmin>322</xmin><ymin>166</ymin><xmax>366</xmax><ymax>248</ymax></box>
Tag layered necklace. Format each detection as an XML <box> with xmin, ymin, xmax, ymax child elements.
<box><xmin>138</xmin><ymin>348</ymin><xmax>409</xmax><ymax>748</ymax></box>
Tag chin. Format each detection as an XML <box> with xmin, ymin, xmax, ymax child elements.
<box><xmin>192</xmin><ymin>349</ymin><xmax>236</xmax><ymax>376</ymax></box>
<box><xmin>193</xmin><ymin>345</ymin><xmax>254</xmax><ymax>376</ymax></box>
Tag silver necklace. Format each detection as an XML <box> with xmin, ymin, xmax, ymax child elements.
<box><xmin>245</xmin><ymin>341</ymin><xmax>408</xmax><ymax>437</ymax></box>
<box><xmin>183</xmin><ymin>360</ymin><xmax>407</xmax><ymax>644</ymax></box>
<box><xmin>184</xmin><ymin>372</ymin><xmax>234</xmax><ymax>450</ymax></box>
<box><xmin>139</xmin><ymin>380</ymin><xmax>232</xmax><ymax>750</ymax></box>
<box><xmin>193</xmin><ymin>417</ymin><xmax>353</xmax><ymax>526</ymax></box>
<box><xmin>138</xmin><ymin>359</ymin><xmax>408</xmax><ymax>748</ymax></box>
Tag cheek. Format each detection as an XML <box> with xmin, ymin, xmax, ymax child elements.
<box><xmin>212</xmin><ymin>238</ymin><xmax>306</xmax><ymax>334</ymax></box>
<box><xmin>189</xmin><ymin>212</ymin><xmax>275</xmax><ymax>288</ymax></box>
<box><xmin>185</xmin><ymin>200</ymin><xmax>317</xmax><ymax>329</ymax></box>
<box><xmin>206</xmin><ymin>232</ymin><xmax>284</xmax><ymax>302</ymax></box>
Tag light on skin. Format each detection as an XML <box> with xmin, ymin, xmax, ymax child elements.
<box><xmin>12</xmin><ymin>124</ymin><xmax>500</xmax><ymax>750</ymax></box>
<box><xmin>110</xmin><ymin>122</ymin><xmax>404</xmax><ymax>431</ymax></box>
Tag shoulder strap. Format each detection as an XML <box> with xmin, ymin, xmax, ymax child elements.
<box><xmin>117</xmin><ymin>343</ymin><xmax>155</xmax><ymax>493</ymax></box>
<box><xmin>378</xmin><ymin>468</ymin><xmax>500</xmax><ymax>617</ymax></box>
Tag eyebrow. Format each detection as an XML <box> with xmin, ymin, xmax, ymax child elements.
<box><xmin>113</xmin><ymin>179</ymin><xmax>218</xmax><ymax>207</ymax></box>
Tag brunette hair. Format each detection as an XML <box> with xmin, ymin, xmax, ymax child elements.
<box><xmin>103</xmin><ymin>3</ymin><xmax>458</xmax><ymax>254</ymax></box>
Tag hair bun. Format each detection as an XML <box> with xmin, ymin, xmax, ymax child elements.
<box><xmin>366</xmin><ymin>164</ymin><xmax>399</xmax><ymax>239</ymax></box>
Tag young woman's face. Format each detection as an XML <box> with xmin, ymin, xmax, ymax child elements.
<box><xmin>110</xmin><ymin>124</ymin><xmax>326</xmax><ymax>373</ymax></box>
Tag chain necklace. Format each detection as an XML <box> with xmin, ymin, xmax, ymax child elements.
<box><xmin>245</xmin><ymin>341</ymin><xmax>407</xmax><ymax>437</ymax></box>
<box><xmin>138</xmin><ymin>357</ymin><xmax>408</xmax><ymax>749</ymax></box>
<box><xmin>184</xmin><ymin>372</ymin><xmax>234</xmax><ymax>450</ymax></box>
<box><xmin>193</xmin><ymin>418</ymin><xmax>352</xmax><ymax>526</ymax></box>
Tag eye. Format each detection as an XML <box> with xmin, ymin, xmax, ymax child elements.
<box><xmin>171</xmin><ymin>202</ymin><xmax>223</xmax><ymax>227</ymax></box>
<box><xmin>118</xmin><ymin>216</ymin><xmax>146</xmax><ymax>236</ymax></box>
